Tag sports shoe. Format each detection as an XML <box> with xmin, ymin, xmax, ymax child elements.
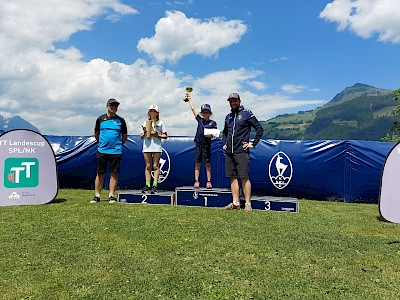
<box><xmin>223</xmin><ymin>203</ymin><xmax>240</xmax><ymax>210</ymax></box>
<box><xmin>244</xmin><ymin>203</ymin><xmax>253</xmax><ymax>212</ymax></box>
<box><xmin>108</xmin><ymin>196</ymin><xmax>117</xmax><ymax>203</ymax></box>
<box><xmin>194</xmin><ymin>181</ymin><xmax>200</xmax><ymax>188</ymax></box>
<box><xmin>90</xmin><ymin>196</ymin><xmax>100</xmax><ymax>204</ymax></box>
<box><xmin>151</xmin><ymin>186</ymin><xmax>158</xmax><ymax>194</ymax></box>
<box><xmin>142</xmin><ymin>186</ymin><xmax>151</xmax><ymax>193</ymax></box>
<box><xmin>206</xmin><ymin>181</ymin><xmax>212</xmax><ymax>189</ymax></box>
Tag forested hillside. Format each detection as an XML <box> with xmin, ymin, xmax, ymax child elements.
<box><xmin>261</xmin><ymin>83</ymin><xmax>397</xmax><ymax>141</ymax></box>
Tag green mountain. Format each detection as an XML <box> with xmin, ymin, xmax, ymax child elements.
<box><xmin>261</xmin><ymin>83</ymin><xmax>397</xmax><ymax>140</ymax></box>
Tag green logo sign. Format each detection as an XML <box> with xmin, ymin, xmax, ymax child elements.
<box><xmin>4</xmin><ymin>158</ymin><xmax>39</xmax><ymax>188</ymax></box>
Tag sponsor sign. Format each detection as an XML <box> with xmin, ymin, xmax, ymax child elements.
<box><xmin>379</xmin><ymin>142</ymin><xmax>400</xmax><ymax>223</ymax></box>
<box><xmin>0</xmin><ymin>130</ymin><xmax>58</xmax><ymax>206</ymax></box>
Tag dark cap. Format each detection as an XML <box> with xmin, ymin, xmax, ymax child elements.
<box><xmin>201</xmin><ymin>104</ymin><xmax>212</xmax><ymax>112</ymax></box>
<box><xmin>227</xmin><ymin>93</ymin><xmax>240</xmax><ymax>101</ymax></box>
<box><xmin>107</xmin><ymin>98</ymin><xmax>120</xmax><ymax>106</ymax></box>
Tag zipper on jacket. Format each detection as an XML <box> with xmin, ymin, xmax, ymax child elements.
<box><xmin>231</xmin><ymin>111</ymin><xmax>236</xmax><ymax>154</ymax></box>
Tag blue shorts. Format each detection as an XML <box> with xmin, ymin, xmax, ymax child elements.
<box><xmin>194</xmin><ymin>143</ymin><xmax>211</xmax><ymax>163</ymax></box>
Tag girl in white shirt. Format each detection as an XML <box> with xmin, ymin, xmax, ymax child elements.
<box><xmin>140</xmin><ymin>104</ymin><xmax>168</xmax><ymax>193</ymax></box>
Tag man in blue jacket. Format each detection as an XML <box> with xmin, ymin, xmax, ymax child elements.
<box><xmin>222</xmin><ymin>93</ymin><xmax>264</xmax><ymax>211</ymax></box>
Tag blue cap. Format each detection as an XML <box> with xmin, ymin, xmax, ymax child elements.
<box><xmin>201</xmin><ymin>104</ymin><xmax>212</xmax><ymax>112</ymax></box>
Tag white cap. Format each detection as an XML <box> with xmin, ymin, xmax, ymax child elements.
<box><xmin>148</xmin><ymin>104</ymin><xmax>159</xmax><ymax>112</ymax></box>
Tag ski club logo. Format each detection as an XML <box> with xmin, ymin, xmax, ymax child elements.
<box><xmin>4</xmin><ymin>158</ymin><xmax>39</xmax><ymax>188</ymax></box>
<box><xmin>151</xmin><ymin>148</ymin><xmax>170</xmax><ymax>183</ymax></box>
<box><xmin>268</xmin><ymin>151</ymin><xmax>293</xmax><ymax>189</ymax></box>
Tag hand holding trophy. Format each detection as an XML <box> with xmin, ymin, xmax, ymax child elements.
<box><xmin>183</xmin><ymin>86</ymin><xmax>193</xmax><ymax>102</ymax></box>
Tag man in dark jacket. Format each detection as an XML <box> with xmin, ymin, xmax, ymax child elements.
<box><xmin>222</xmin><ymin>93</ymin><xmax>264</xmax><ymax>211</ymax></box>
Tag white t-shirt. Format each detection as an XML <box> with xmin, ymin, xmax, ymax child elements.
<box><xmin>141</xmin><ymin>119</ymin><xmax>167</xmax><ymax>153</ymax></box>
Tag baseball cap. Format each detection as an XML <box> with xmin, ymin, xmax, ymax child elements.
<box><xmin>107</xmin><ymin>98</ymin><xmax>120</xmax><ymax>105</ymax></box>
<box><xmin>149</xmin><ymin>104</ymin><xmax>159</xmax><ymax>112</ymax></box>
<box><xmin>201</xmin><ymin>104</ymin><xmax>212</xmax><ymax>112</ymax></box>
<box><xmin>227</xmin><ymin>93</ymin><xmax>240</xmax><ymax>101</ymax></box>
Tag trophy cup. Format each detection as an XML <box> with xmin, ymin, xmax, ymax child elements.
<box><xmin>145</xmin><ymin>118</ymin><xmax>152</xmax><ymax>138</ymax></box>
<box><xmin>183</xmin><ymin>86</ymin><xmax>193</xmax><ymax>102</ymax></box>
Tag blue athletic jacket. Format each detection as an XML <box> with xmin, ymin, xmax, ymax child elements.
<box><xmin>95</xmin><ymin>114</ymin><xmax>127</xmax><ymax>155</ymax></box>
<box><xmin>222</xmin><ymin>106</ymin><xmax>264</xmax><ymax>154</ymax></box>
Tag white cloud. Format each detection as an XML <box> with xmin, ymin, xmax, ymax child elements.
<box><xmin>0</xmin><ymin>0</ymin><xmax>137</xmax><ymax>52</ymax></box>
<box><xmin>281</xmin><ymin>84</ymin><xmax>319</xmax><ymax>94</ymax></box>
<box><xmin>0</xmin><ymin>2</ymin><xmax>326</xmax><ymax>137</ymax></box>
<box><xmin>247</xmin><ymin>80</ymin><xmax>268</xmax><ymax>91</ymax></box>
<box><xmin>320</xmin><ymin>0</ymin><xmax>400</xmax><ymax>43</ymax></box>
<box><xmin>281</xmin><ymin>84</ymin><xmax>307</xmax><ymax>94</ymax></box>
<box><xmin>281</xmin><ymin>84</ymin><xmax>320</xmax><ymax>95</ymax></box>
<box><xmin>269</xmin><ymin>56</ymin><xmax>290</xmax><ymax>63</ymax></box>
<box><xmin>184</xmin><ymin>71</ymin><xmax>325</xmax><ymax>130</ymax></box>
<box><xmin>137</xmin><ymin>11</ymin><xmax>247</xmax><ymax>63</ymax></box>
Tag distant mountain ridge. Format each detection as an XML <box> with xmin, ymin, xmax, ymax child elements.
<box><xmin>327</xmin><ymin>83</ymin><xmax>391</xmax><ymax>106</ymax></box>
<box><xmin>0</xmin><ymin>115</ymin><xmax>40</xmax><ymax>133</ymax></box>
<box><xmin>261</xmin><ymin>83</ymin><xmax>397</xmax><ymax>141</ymax></box>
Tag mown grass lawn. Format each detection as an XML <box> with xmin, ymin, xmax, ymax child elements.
<box><xmin>1</xmin><ymin>189</ymin><xmax>400</xmax><ymax>299</ymax></box>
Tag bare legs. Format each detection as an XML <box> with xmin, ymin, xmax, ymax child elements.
<box><xmin>94</xmin><ymin>172</ymin><xmax>118</xmax><ymax>195</ymax></box>
<box><xmin>194</xmin><ymin>161</ymin><xmax>212</xmax><ymax>182</ymax></box>
<box><xmin>230</xmin><ymin>176</ymin><xmax>251</xmax><ymax>204</ymax></box>
<box><xmin>143</xmin><ymin>152</ymin><xmax>161</xmax><ymax>184</ymax></box>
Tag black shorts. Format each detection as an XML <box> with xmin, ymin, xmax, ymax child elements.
<box><xmin>96</xmin><ymin>151</ymin><xmax>122</xmax><ymax>174</ymax></box>
<box><xmin>225</xmin><ymin>152</ymin><xmax>249</xmax><ymax>178</ymax></box>
<box><xmin>194</xmin><ymin>143</ymin><xmax>211</xmax><ymax>163</ymax></box>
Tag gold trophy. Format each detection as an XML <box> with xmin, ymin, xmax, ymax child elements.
<box><xmin>145</xmin><ymin>118</ymin><xmax>152</xmax><ymax>138</ymax></box>
<box><xmin>183</xmin><ymin>86</ymin><xmax>193</xmax><ymax>102</ymax></box>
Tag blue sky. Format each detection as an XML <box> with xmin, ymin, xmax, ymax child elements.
<box><xmin>0</xmin><ymin>0</ymin><xmax>399</xmax><ymax>136</ymax></box>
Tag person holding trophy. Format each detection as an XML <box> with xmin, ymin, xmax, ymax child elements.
<box><xmin>184</xmin><ymin>88</ymin><xmax>218</xmax><ymax>189</ymax></box>
<box><xmin>140</xmin><ymin>104</ymin><xmax>168</xmax><ymax>194</ymax></box>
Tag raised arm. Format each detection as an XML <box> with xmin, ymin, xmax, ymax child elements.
<box><xmin>186</xmin><ymin>93</ymin><xmax>199</xmax><ymax>118</ymax></box>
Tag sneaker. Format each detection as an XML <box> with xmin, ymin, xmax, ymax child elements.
<box><xmin>193</xmin><ymin>181</ymin><xmax>200</xmax><ymax>188</ymax></box>
<box><xmin>142</xmin><ymin>186</ymin><xmax>151</xmax><ymax>193</ymax></box>
<box><xmin>90</xmin><ymin>196</ymin><xmax>100</xmax><ymax>204</ymax></box>
<box><xmin>206</xmin><ymin>181</ymin><xmax>212</xmax><ymax>189</ymax></box>
<box><xmin>151</xmin><ymin>186</ymin><xmax>158</xmax><ymax>194</ymax></box>
<box><xmin>244</xmin><ymin>203</ymin><xmax>253</xmax><ymax>212</ymax></box>
<box><xmin>223</xmin><ymin>203</ymin><xmax>240</xmax><ymax>210</ymax></box>
<box><xmin>108</xmin><ymin>196</ymin><xmax>117</xmax><ymax>203</ymax></box>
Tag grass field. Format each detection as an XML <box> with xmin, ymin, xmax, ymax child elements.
<box><xmin>1</xmin><ymin>189</ymin><xmax>400</xmax><ymax>299</ymax></box>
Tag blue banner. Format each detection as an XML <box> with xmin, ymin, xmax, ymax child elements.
<box><xmin>51</xmin><ymin>134</ymin><xmax>393</xmax><ymax>203</ymax></box>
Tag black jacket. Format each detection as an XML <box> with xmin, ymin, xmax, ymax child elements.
<box><xmin>222</xmin><ymin>105</ymin><xmax>264</xmax><ymax>154</ymax></box>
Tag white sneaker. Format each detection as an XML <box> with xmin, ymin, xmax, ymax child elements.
<box><xmin>244</xmin><ymin>203</ymin><xmax>253</xmax><ymax>212</ymax></box>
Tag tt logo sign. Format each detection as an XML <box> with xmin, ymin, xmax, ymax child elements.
<box><xmin>4</xmin><ymin>158</ymin><xmax>39</xmax><ymax>188</ymax></box>
<box><xmin>0</xmin><ymin>129</ymin><xmax>57</xmax><ymax>207</ymax></box>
